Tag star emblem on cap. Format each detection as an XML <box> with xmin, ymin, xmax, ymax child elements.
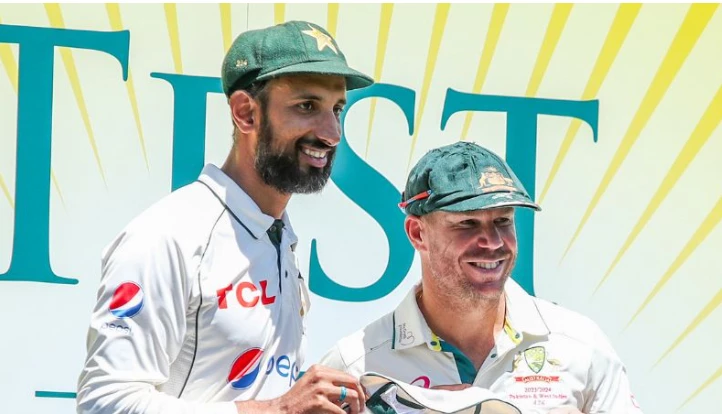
<box><xmin>302</xmin><ymin>24</ymin><xmax>338</xmax><ymax>54</ymax></box>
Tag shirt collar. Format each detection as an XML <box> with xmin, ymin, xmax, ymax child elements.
<box><xmin>392</xmin><ymin>284</ymin><xmax>440</xmax><ymax>351</ymax></box>
<box><xmin>503</xmin><ymin>278</ymin><xmax>550</xmax><ymax>338</ymax></box>
<box><xmin>197</xmin><ymin>164</ymin><xmax>298</xmax><ymax>246</ymax></box>
<box><xmin>391</xmin><ymin>278</ymin><xmax>549</xmax><ymax>351</ymax></box>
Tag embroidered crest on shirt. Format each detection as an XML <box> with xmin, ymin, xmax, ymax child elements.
<box><xmin>524</xmin><ymin>346</ymin><xmax>546</xmax><ymax>373</ymax></box>
<box><xmin>506</xmin><ymin>346</ymin><xmax>570</xmax><ymax>407</ymax></box>
<box><xmin>511</xmin><ymin>346</ymin><xmax>561</xmax><ymax>383</ymax></box>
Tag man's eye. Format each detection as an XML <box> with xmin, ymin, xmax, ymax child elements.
<box><xmin>298</xmin><ymin>102</ymin><xmax>314</xmax><ymax>111</ymax></box>
<box><xmin>334</xmin><ymin>106</ymin><xmax>345</xmax><ymax>116</ymax></box>
<box><xmin>495</xmin><ymin>217</ymin><xmax>512</xmax><ymax>226</ymax></box>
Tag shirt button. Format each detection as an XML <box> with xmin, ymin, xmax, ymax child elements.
<box><xmin>490</xmin><ymin>353</ymin><xmax>497</xmax><ymax>358</ymax></box>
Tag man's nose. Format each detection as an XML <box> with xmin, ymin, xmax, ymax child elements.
<box><xmin>314</xmin><ymin>110</ymin><xmax>341</xmax><ymax>147</ymax></box>
<box><xmin>475</xmin><ymin>224</ymin><xmax>504</xmax><ymax>250</ymax></box>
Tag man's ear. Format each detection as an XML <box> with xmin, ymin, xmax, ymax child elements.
<box><xmin>229</xmin><ymin>90</ymin><xmax>259</xmax><ymax>134</ymax></box>
<box><xmin>405</xmin><ymin>215</ymin><xmax>428</xmax><ymax>253</ymax></box>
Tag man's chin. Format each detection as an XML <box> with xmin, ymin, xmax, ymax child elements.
<box><xmin>291</xmin><ymin>174</ymin><xmax>331</xmax><ymax>194</ymax></box>
<box><xmin>466</xmin><ymin>277</ymin><xmax>507</xmax><ymax>299</ymax></box>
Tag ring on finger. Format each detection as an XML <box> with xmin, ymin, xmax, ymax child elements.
<box><xmin>339</xmin><ymin>385</ymin><xmax>347</xmax><ymax>402</ymax></box>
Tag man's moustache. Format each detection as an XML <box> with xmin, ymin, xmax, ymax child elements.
<box><xmin>297</xmin><ymin>137</ymin><xmax>334</xmax><ymax>152</ymax></box>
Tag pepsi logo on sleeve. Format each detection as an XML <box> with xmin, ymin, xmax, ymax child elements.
<box><xmin>109</xmin><ymin>282</ymin><xmax>145</xmax><ymax>318</ymax></box>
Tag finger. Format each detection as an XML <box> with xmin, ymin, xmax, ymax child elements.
<box><xmin>430</xmin><ymin>384</ymin><xmax>471</xmax><ymax>391</ymax></box>
<box><xmin>345</xmin><ymin>381</ymin><xmax>366</xmax><ymax>413</ymax></box>
<box><xmin>307</xmin><ymin>366</ymin><xmax>366</xmax><ymax>412</ymax></box>
<box><xmin>309</xmin><ymin>365</ymin><xmax>362</xmax><ymax>386</ymax></box>
<box><xmin>329</xmin><ymin>385</ymin><xmax>361</xmax><ymax>414</ymax></box>
<box><xmin>346</xmin><ymin>380</ymin><xmax>366</xmax><ymax>411</ymax></box>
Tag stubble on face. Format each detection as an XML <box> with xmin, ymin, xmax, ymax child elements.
<box><xmin>422</xmin><ymin>212</ymin><xmax>517</xmax><ymax>311</ymax></box>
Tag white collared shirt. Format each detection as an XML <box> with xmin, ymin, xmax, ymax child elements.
<box><xmin>77</xmin><ymin>164</ymin><xmax>311</xmax><ymax>414</ymax></box>
<box><xmin>320</xmin><ymin>279</ymin><xmax>643</xmax><ymax>413</ymax></box>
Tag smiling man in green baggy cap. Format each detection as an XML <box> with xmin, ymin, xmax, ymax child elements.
<box><xmin>78</xmin><ymin>21</ymin><xmax>373</xmax><ymax>414</ymax></box>
<box><xmin>321</xmin><ymin>142</ymin><xmax>643</xmax><ymax>414</ymax></box>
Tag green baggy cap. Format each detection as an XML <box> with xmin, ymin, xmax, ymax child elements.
<box><xmin>221</xmin><ymin>20</ymin><xmax>374</xmax><ymax>96</ymax></box>
<box><xmin>400</xmin><ymin>142</ymin><xmax>541</xmax><ymax>216</ymax></box>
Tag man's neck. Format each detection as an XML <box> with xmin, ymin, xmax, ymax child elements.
<box><xmin>418</xmin><ymin>286</ymin><xmax>506</xmax><ymax>371</ymax></box>
<box><xmin>221</xmin><ymin>152</ymin><xmax>290</xmax><ymax>219</ymax></box>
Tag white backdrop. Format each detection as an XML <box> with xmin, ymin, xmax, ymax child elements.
<box><xmin>1</xmin><ymin>3</ymin><xmax>721</xmax><ymax>413</ymax></box>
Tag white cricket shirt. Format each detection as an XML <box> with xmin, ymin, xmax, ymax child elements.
<box><xmin>320</xmin><ymin>279</ymin><xmax>643</xmax><ymax>413</ymax></box>
<box><xmin>77</xmin><ymin>164</ymin><xmax>310</xmax><ymax>414</ymax></box>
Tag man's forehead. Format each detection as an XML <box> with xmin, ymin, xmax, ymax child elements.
<box><xmin>433</xmin><ymin>207</ymin><xmax>515</xmax><ymax>220</ymax></box>
<box><xmin>269</xmin><ymin>74</ymin><xmax>347</xmax><ymax>93</ymax></box>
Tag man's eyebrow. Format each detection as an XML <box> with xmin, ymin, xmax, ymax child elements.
<box><xmin>291</xmin><ymin>93</ymin><xmax>322</xmax><ymax>101</ymax></box>
<box><xmin>291</xmin><ymin>93</ymin><xmax>346</xmax><ymax>106</ymax></box>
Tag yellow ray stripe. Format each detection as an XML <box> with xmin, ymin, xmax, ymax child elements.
<box><xmin>600</xmin><ymin>85</ymin><xmax>722</xmax><ymax>293</ymax></box>
<box><xmin>106</xmin><ymin>3</ymin><xmax>149</xmax><ymax>171</ymax></box>
<box><xmin>0</xmin><ymin>16</ymin><xmax>19</xmax><ymax>92</ymax></box>
<box><xmin>677</xmin><ymin>363</ymin><xmax>722</xmax><ymax>410</ymax></box>
<box><xmin>655</xmin><ymin>288</ymin><xmax>722</xmax><ymax>371</ymax></box>
<box><xmin>364</xmin><ymin>3</ymin><xmax>394</xmax><ymax>158</ymax></box>
<box><xmin>327</xmin><ymin>3</ymin><xmax>339</xmax><ymax>37</ymax></box>
<box><xmin>274</xmin><ymin>4</ymin><xmax>285</xmax><ymax>25</ymax></box>
<box><xmin>561</xmin><ymin>4</ymin><xmax>717</xmax><ymax>261</ymax></box>
<box><xmin>51</xmin><ymin>170</ymin><xmax>66</xmax><ymax>207</ymax></box>
<box><xmin>627</xmin><ymin>196</ymin><xmax>722</xmax><ymax>331</ymax></box>
<box><xmin>45</xmin><ymin>3</ymin><xmax>107</xmax><ymax>186</ymax></box>
<box><xmin>459</xmin><ymin>4</ymin><xmax>509</xmax><ymax>142</ymax></box>
<box><xmin>220</xmin><ymin>3</ymin><xmax>232</xmax><ymax>52</ymax></box>
<box><xmin>539</xmin><ymin>4</ymin><xmax>641</xmax><ymax>203</ymax></box>
<box><xmin>164</xmin><ymin>3</ymin><xmax>183</xmax><ymax>74</ymax></box>
<box><xmin>525</xmin><ymin>4</ymin><xmax>573</xmax><ymax>97</ymax></box>
<box><xmin>0</xmin><ymin>174</ymin><xmax>13</xmax><ymax>208</ymax></box>
<box><xmin>406</xmin><ymin>3</ymin><xmax>450</xmax><ymax>169</ymax></box>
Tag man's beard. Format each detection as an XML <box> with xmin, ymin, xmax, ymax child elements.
<box><xmin>254</xmin><ymin>115</ymin><xmax>336</xmax><ymax>194</ymax></box>
<box><xmin>427</xmin><ymin>245</ymin><xmax>515</xmax><ymax>309</ymax></box>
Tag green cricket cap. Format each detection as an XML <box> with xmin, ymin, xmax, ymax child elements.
<box><xmin>221</xmin><ymin>20</ymin><xmax>374</xmax><ymax>96</ymax></box>
<box><xmin>400</xmin><ymin>142</ymin><xmax>541</xmax><ymax>216</ymax></box>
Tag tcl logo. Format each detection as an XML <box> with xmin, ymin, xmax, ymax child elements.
<box><xmin>217</xmin><ymin>280</ymin><xmax>276</xmax><ymax>309</ymax></box>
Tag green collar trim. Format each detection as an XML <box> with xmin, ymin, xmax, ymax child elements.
<box><xmin>439</xmin><ymin>341</ymin><xmax>477</xmax><ymax>385</ymax></box>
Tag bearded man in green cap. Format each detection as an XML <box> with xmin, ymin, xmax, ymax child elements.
<box><xmin>321</xmin><ymin>142</ymin><xmax>643</xmax><ymax>414</ymax></box>
<box><xmin>77</xmin><ymin>21</ymin><xmax>373</xmax><ymax>414</ymax></box>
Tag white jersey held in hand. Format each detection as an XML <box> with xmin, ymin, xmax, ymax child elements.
<box><xmin>361</xmin><ymin>372</ymin><xmax>521</xmax><ymax>414</ymax></box>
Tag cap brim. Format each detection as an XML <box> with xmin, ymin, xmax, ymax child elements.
<box><xmin>439</xmin><ymin>192</ymin><xmax>541</xmax><ymax>213</ymax></box>
<box><xmin>256</xmin><ymin>60</ymin><xmax>374</xmax><ymax>90</ymax></box>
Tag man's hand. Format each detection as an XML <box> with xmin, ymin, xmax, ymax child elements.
<box><xmin>236</xmin><ymin>365</ymin><xmax>366</xmax><ymax>414</ymax></box>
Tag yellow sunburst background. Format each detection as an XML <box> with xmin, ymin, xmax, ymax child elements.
<box><xmin>0</xmin><ymin>4</ymin><xmax>720</xmax><ymax>413</ymax></box>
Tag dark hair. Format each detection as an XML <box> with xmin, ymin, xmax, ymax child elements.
<box><xmin>244</xmin><ymin>80</ymin><xmax>269</xmax><ymax>103</ymax></box>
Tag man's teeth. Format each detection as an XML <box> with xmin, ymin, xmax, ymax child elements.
<box><xmin>302</xmin><ymin>148</ymin><xmax>326</xmax><ymax>159</ymax></box>
<box><xmin>472</xmin><ymin>261</ymin><xmax>501</xmax><ymax>270</ymax></box>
